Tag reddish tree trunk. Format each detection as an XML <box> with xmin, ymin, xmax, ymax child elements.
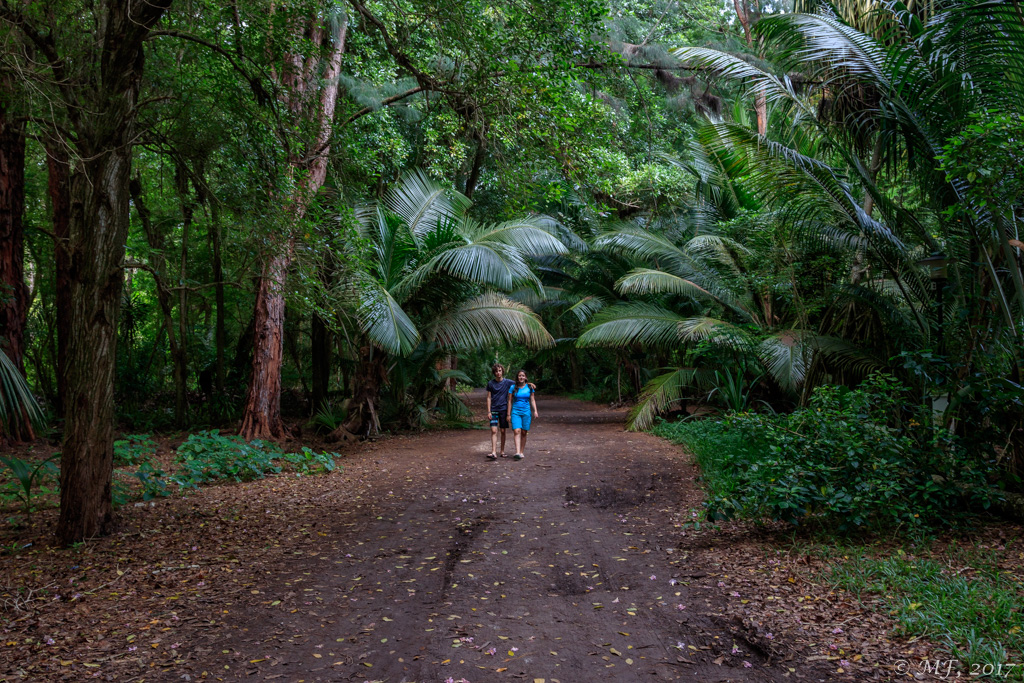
<box><xmin>47</xmin><ymin>143</ymin><xmax>72</xmax><ymax>417</ymax></box>
<box><xmin>239</xmin><ymin>14</ymin><xmax>347</xmax><ymax>440</ymax></box>
<box><xmin>240</xmin><ymin>244</ymin><xmax>292</xmax><ymax>438</ymax></box>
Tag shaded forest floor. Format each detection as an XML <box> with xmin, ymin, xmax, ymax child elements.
<box><xmin>2</xmin><ymin>392</ymin><xmax>1021</xmax><ymax>682</ymax></box>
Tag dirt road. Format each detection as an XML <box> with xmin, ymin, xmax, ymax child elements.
<box><xmin>174</xmin><ymin>392</ymin><xmax>830</xmax><ymax>683</ymax></box>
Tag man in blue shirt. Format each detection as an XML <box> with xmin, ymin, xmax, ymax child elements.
<box><xmin>485</xmin><ymin>363</ymin><xmax>514</xmax><ymax>460</ymax></box>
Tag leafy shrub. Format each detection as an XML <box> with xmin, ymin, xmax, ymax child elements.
<box><xmin>281</xmin><ymin>446</ymin><xmax>341</xmax><ymax>474</ymax></box>
<box><xmin>113</xmin><ymin>434</ymin><xmax>157</xmax><ymax>466</ymax></box>
<box><xmin>654</xmin><ymin>374</ymin><xmax>997</xmax><ymax>531</ymax></box>
<box><xmin>308</xmin><ymin>402</ymin><xmax>348</xmax><ymax>433</ymax></box>
<box><xmin>132</xmin><ymin>461</ymin><xmax>170</xmax><ymax>500</ymax></box>
<box><xmin>172</xmin><ymin>431</ymin><xmax>341</xmax><ymax>488</ymax></box>
<box><xmin>173</xmin><ymin>430</ymin><xmax>284</xmax><ymax>488</ymax></box>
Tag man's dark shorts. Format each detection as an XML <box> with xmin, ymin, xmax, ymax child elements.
<box><xmin>490</xmin><ymin>411</ymin><xmax>509</xmax><ymax>429</ymax></box>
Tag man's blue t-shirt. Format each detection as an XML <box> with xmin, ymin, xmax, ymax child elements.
<box><xmin>486</xmin><ymin>378</ymin><xmax>514</xmax><ymax>412</ymax></box>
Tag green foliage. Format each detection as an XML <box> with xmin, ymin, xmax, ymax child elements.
<box><xmin>113</xmin><ymin>434</ymin><xmax>158</xmax><ymax>467</ymax></box>
<box><xmin>654</xmin><ymin>375</ymin><xmax>998</xmax><ymax>531</ymax></box>
<box><xmin>0</xmin><ymin>454</ymin><xmax>59</xmax><ymax>522</ymax></box>
<box><xmin>280</xmin><ymin>447</ymin><xmax>341</xmax><ymax>475</ymax></box>
<box><xmin>173</xmin><ymin>431</ymin><xmax>286</xmax><ymax>488</ymax></box>
<box><xmin>829</xmin><ymin>552</ymin><xmax>1024</xmax><ymax>675</ymax></box>
<box><xmin>131</xmin><ymin>461</ymin><xmax>170</xmax><ymax>501</ymax></box>
<box><xmin>172</xmin><ymin>431</ymin><xmax>340</xmax><ymax>488</ymax></box>
<box><xmin>0</xmin><ymin>348</ymin><xmax>46</xmax><ymax>435</ymax></box>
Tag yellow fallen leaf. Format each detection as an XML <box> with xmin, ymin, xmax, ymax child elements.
<box><xmin>313</xmin><ymin>653</ymin><xmax>322</xmax><ymax>658</ymax></box>
<box><xmin>626</xmin><ymin>658</ymin><xmax>634</xmax><ymax>665</ymax></box>
<box><xmin>497</xmin><ymin>668</ymin><xmax>507</xmax><ymax>672</ymax></box>
<box><xmin>249</xmin><ymin>659</ymin><xmax>266</xmax><ymax>664</ymax></box>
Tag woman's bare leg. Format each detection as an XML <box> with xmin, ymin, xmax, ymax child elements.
<box><xmin>520</xmin><ymin>430</ymin><xmax>528</xmax><ymax>457</ymax></box>
<box><xmin>513</xmin><ymin>428</ymin><xmax>523</xmax><ymax>455</ymax></box>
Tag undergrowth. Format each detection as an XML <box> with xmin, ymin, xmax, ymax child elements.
<box><xmin>828</xmin><ymin>550</ymin><xmax>1024</xmax><ymax>677</ymax></box>
<box><xmin>652</xmin><ymin>374</ymin><xmax>1000</xmax><ymax>531</ymax></box>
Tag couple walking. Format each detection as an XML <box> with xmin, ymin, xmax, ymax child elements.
<box><xmin>484</xmin><ymin>363</ymin><xmax>538</xmax><ymax>461</ymax></box>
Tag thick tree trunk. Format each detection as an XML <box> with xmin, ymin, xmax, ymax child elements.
<box><xmin>464</xmin><ymin>127</ymin><xmax>487</xmax><ymax>199</ymax></box>
<box><xmin>310</xmin><ymin>312</ymin><xmax>331</xmax><ymax>416</ymax></box>
<box><xmin>50</xmin><ymin>0</ymin><xmax>173</xmax><ymax>546</ymax></box>
<box><xmin>47</xmin><ymin>143</ymin><xmax>72</xmax><ymax>418</ymax></box>
<box><xmin>0</xmin><ymin>104</ymin><xmax>33</xmax><ymax>442</ymax></box>
<box><xmin>57</xmin><ymin>143</ymin><xmax>134</xmax><ymax>544</ymax></box>
<box><xmin>239</xmin><ymin>14</ymin><xmax>347</xmax><ymax>438</ymax></box>
<box><xmin>239</xmin><ymin>244</ymin><xmax>292</xmax><ymax>439</ymax></box>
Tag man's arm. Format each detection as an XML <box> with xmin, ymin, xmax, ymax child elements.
<box><xmin>486</xmin><ymin>387</ymin><xmax>491</xmax><ymax>413</ymax></box>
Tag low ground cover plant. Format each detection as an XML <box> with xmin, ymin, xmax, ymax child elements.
<box><xmin>173</xmin><ymin>430</ymin><xmax>340</xmax><ymax>489</ymax></box>
<box><xmin>654</xmin><ymin>374</ymin><xmax>999</xmax><ymax>530</ymax></box>
<box><xmin>828</xmin><ymin>548</ymin><xmax>1024</xmax><ymax>677</ymax></box>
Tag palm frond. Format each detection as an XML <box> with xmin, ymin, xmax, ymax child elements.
<box><xmin>757</xmin><ymin>331</ymin><xmax>810</xmax><ymax>392</ymax></box>
<box><xmin>466</xmin><ymin>216</ymin><xmax>569</xmax><ymax>256</ymax></box>
<box><xmin>355</xmin><ymin>279</ymin><xmax>420</xmax><ymax>356</ymax></box>
<box><xmin>428</xmin><ymin>292</ymin><xmax>554</xmax><ymax>351</ymax></box>
<box><xmin>384</xmin><ymin>169</ymin><xmax>471</xmax><ymax>241</ymax></box>
<box><xmin>0</xmin><ymin>349</ymin><xmax>45</xmax><ymax>432</ymax></box>
<box><xmin>627</xmin><ymin>367</ymin><xmax>704</xmax><ymax>431</ymax></box>
<box><xmin>577</xmin><ymin>303</ymin><xmax>689</xmax><ymax>349</ymax></box>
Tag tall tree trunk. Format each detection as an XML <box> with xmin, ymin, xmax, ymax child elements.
<box><xmin>175</xmin><ymin>199</ymin><xmax>193</xmax><ymax>427</ymax></box>
<box><xmin>310</xmin><ymin>312</ymin><xmax>331</xmax><ymax>416</ymax></box>
<box><xmin>129</xmin><ymin>177</ymin><xmax>187</xmax><ymax>426</ymax></box>
<box><xmin>46</xmin><ymin>142</ymin><xmax>72</xmax><ymax>418</ymax></box>
<box><xmin>239</xmin><ymin>14</ymin><xmax>347</xmax><ymax>439</ymax></box>
<box><xmin>210</xmin><ymin>200</ymin><xmax>226</xmax><ymax>393</ymax></box>
<box><xmin>733</xmin><ymin>0</ymin><xmax>766</xmax><ymax>135</ymax></box>
<box><xmin>464</xmin><ymin>126</ymin><xmax>487</xmax><ymax>199</ymax></box>
<box><xmin>240</xmin><ymin>245</ymin><xmax>292</xmax><ymax>438</ymax></box>
<box><xmin>44</xmin><ymin>0</ymin><xmax>173</xmax><ymax>545</ymax></box>
<box><xmin>59</xmin><ymin>143</ymin><xmax>133</xmax><ymax>543</ymax></box>
<box><xmin>0</xmin><ymin>100</ymin><xmax>33</xmax><ymax>442</ymax></box>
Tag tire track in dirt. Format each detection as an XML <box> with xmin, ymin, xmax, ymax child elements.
<box><xmin>177</xmin><ymin>394</ymin><xmax>824</xmax><ymax>682</ymax></box>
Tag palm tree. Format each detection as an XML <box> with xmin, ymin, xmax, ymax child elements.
<box><xmin>323</xmin><ymin>170</ymin><xmax>563</xmax><ymax>437</ymax></box>
<box><xmin>673</xmin><ymin>1</ymin><xmax>1024</xmax><ymax>371</ymax></box>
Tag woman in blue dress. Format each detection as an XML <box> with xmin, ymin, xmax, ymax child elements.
<box><xmin>506</xmin><ymin>370</ymin><xmax>539</xmax><ymax>461</ymax></box>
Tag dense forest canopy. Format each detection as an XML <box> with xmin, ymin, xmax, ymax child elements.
<box><xmin>0</xmin><ymin>0</ymin><xmax>1022</xmax><ymax>544</ymax></box>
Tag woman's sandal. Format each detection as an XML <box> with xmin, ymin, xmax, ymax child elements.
<box><xmin>487</xmin><ymin>453</ymin><xmax>497</xmax><ymax>460</ymax></box>
<box><xmin>513</xmin><ymin>453</ymin><xmax>524</xmax><ymax>461</ymax></box>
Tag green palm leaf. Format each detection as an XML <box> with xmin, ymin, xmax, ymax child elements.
<box><xmin>0</xmin><ymin>349</ymin><xmax>45</xmax><ymax>432</ymax></box>
<box><xmin>428</xmin><ymin>292</ymin><xmax>554</xmax><ymax>351</ymax></box>
<box><xmin>467</xmin><ymin>216</ymin><xmax>569</xmax><ymax>256</ymax></box>
<box><xmin>578</xmin><ymin>303</ymin><xmax>689</xmax><ymax>349</ymax></box>
<box><xmin>627</xmin><ymin>367</ymin><xmax>709</xmax><ymax>431</ymax></box>
<box><xmin>384</xmin><ymin>169</ymin><xmax>471</xmax><ymax>242</ymax></box>
<box><xmin>757</xmin><ymin>331</ymin><xmax>810</xmax><ymax>392</ymax></box>
<box><xmin>355</xmin><ymin>279</ymin><xmax>420</xmax><ymax>356</ymax></box>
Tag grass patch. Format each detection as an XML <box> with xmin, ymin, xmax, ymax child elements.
<box><xmin>829</xmin><ymin>552</ymin><xmax>1024</xmax><ymax>676</ymax></box>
